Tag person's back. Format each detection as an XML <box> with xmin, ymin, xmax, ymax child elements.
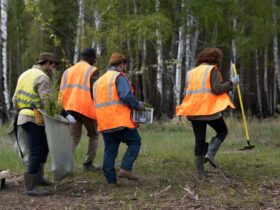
<box><xmin>93</xmin><ymin>52</ymin><xmax>145</xmax><ymax>184</ymax></box>
<box><xmin>59</xmin><ymin>48</ymin><xmax>100</xmax><ymax>172</ymax></box>
<box><xmin>60</xmin><ymin>60</ymin><xmax>97</xmax><ymax>119</ymax></box>
<box><xmin>12</xmin><ymin>52</ymin><xmax>59</xmax><ymax>196</ymax></box>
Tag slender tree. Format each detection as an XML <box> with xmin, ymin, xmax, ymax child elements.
<box><xmin>0</xmin><ymin>0</ymin><xmax>9</xmax><ymax>123</ymax></box>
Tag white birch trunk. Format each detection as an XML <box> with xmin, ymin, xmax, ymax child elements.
<box><xmin>255</xmin><ymin>50</ymin><xmax>263</xmax><ymax>118</ymax></box>
<box><xmin>92</xmin><ymin>4</ymin><xmax>101</xmax><ymax>56</ymax></box>
<box><xmin>155</xmin><ymin>0</ymin><xmax>163</xmax><ymax>98</ymax></box>
<box><xmin>73</xmin><ymin>0</ymin><xmax>84</xmax><ymax>63</ymax></box>
<box><xmin>1</xmin><ymin>0</ymin><xmax>9</xmax><ymax>110</ymax></box>
<box><xmin>175</xmin><ymin>26</ymin><xmax>184</xmax><ymax>106</ymax></box>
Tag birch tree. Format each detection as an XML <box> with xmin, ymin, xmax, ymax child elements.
<box><xmin>92</xmin><ymin>2</ymin><xmax>101</xmax><ymax>57</ymax></box>
<box><xmin>155</xmin><ymin>0</ymin><xmax>163</xmax><ymax>100</ymax></box>
<box><xmin>0</xmin><ymin>0</ymin><xmax>9</xmax><ymax>123</ymax></box>
<box><xmin>175</xmin><ymin>27</ymin><xmax>184</xmax><ymax>106</ymax></box>
<box><xmin>73</xmin><ymin>0</ymin><xmax>85</xmax><ymax>63</ymax></box>
<box><xmin>174</xmin><ymin>1</ymin><xmax>185</xmax><ymax>106</ymax></box>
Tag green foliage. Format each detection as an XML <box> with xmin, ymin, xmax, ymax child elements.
<box><xmin>5</xmin><ymin>0</ymin><xmax>280</xmax><ymax>118</ymax></box>
<box><xmin>123</xmin><ymin>13</ymin><xmax>172</xmax><ymax>42</ymax></box>
<box><xmin>44</xmin><ymin>71</ymin><xmax>63</xmax><ymax>116</ymax></box>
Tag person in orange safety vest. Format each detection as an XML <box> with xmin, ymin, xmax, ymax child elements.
<box><xmin>59</xmin><ymin>48</ymin><xmax>100</xmax><ymax>172</ymax></box>
<box><xmin>176</xmin><ymin>48</ymin><xmax>240</xmax><ymax>178</ymax></box>
<box><xmin>93</xmin><ymin>53</ymin><xmax>145</xmax><ymax>184</ymax></box>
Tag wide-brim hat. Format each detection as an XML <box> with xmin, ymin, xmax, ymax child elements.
<box><xmin>37</xmin><ymin>52</ymin><xmax>59</xmax><ymax>64</ymax></box>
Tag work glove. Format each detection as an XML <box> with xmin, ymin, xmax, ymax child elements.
<box><xmin>137</xmin><ymin>101</ymin><xmax>145</xmax><ymax>111</ymax></box>
<box><xmin>66</xmin><ymin>114</ymin><xmax>76</xmax><ymax>124</ymax></box>
<box><xmin>230</xmin><ymin>75</ymin><xmax>240</xmax><ymax>85</ymax></box>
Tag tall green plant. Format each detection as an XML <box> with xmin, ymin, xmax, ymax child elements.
<box><xmin>44</xmin><ymin>71</ymin><xmax>63</xmax><ymax>116</ymax></box>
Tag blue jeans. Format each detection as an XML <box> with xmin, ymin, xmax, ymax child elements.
<box><xmin>22</xmin><ymin>122</ymin><xmax>49</xmax><ymax>174</ymax></box>
<box><xmin>102</xmin><ymin>128</ymin><xmax>141</xmax><ymax>183</ymax></box>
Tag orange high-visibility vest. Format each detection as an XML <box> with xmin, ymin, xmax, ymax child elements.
<box><xmin>93</xmin><ymin>70</ymin><xmax>137</xmax><ymax>132</ymax></box>
<box><xmin>176</xmin><ymin>64</ymin><xmax>235</xmax><ymax>116</ymax></box>
<box><xmin>60</xmin><ymin>61</ymin><xmax>97</xmax><ymax>119</ymax></box>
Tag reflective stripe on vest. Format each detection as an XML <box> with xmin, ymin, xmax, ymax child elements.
<box><xmin>15</xmin><ymin>68</ymin><xmax>46</xmax><ymax>116</ymax></box>
<box><xmin>93</xmin><ymin>71</ymin><xmax>124</xmax><ymax>108</ymax></box>
<box><xmin>185</xmin><ymin>65</ymin><xmax>212</xmax><ymax>95</ymax></box>
<box><xmin>93</xmin><ymin>70</ymin><xmax>136</xmax><ymax>131</ymax></box>
<box><xmin>60</xmin><ymin>66</ymin><xmax>93</xmax><ymax>91</ymax></box>
<box><xmin>59</xmin><ymin>62</ymin><xmax>97</xmax><ymax>119</ymax></box>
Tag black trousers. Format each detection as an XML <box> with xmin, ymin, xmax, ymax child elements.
<box><xmin>22</xmin><ymin>122</ymin><xmax>49</xmax><ymax>174</ymax></box>
<box><xmin>190</xmin><ymin>117</ymin><xmax>228</xmax><ymax>156</ymax></box>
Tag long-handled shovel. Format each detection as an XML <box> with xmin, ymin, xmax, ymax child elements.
<box><xmin>231</xmin><ymin>63</ymin><xmax>255</xmax><ymax>150</ymax></box>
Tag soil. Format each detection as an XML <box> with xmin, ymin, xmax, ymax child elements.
<box><xmin>1</xmin><ymin>173</ymin><xmax>280</xmax><ymax>210</ymax></box>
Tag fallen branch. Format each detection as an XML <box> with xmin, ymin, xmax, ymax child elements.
<box><xmin>149</xmin><ymin>185</ymin><xmax>171</xmax><ymax>197</ymax></box>
<box><xmin>181</xmin><ymin>184</ymin><xmax>199</xmax><ymax>201</ymax></box>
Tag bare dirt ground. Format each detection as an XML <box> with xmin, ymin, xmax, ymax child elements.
<box><xmin>1</xmin><ymin>173</ymin><xmax>280</xmax><ymax>210</ymax></box>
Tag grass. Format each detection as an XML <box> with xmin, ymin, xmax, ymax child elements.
<box><xmin>1</xmin><ymin>117</ymin><xmax>280</xmax><ymax>209</ymax></box>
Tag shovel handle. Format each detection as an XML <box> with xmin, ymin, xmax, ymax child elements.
<box><xmin>232</xmin><ymin>63</ymin><xmax>250</xmax><ymax>141</ymax></box>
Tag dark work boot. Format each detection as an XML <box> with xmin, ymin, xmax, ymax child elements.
<box><xmin>24</xmin><ymin>173</ymin><xmax>51</xmax><ymax>196</ymax></box>
<box><xmin>205</xmin><ymin>137</ymin><xmax>222</xmax><ymax>168</ymax></box>
<box><xmin>37</xmin><ymin>164</ymin><xmax>52</xmax><ymax>186</ymax></box>
<box><xmin>83</xmin><ymin>163</ymin><xmax>101</xmax><ymax>172</ymax></box>
<box><xmin>195</xmin><ymin>156</ymin><xmax>211</xmax><ymax>178</ymax></box>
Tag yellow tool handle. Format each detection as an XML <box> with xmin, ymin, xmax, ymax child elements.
<box><xmin>232</xmin><ymin>63</ymin><xmax>250</xmax><ymax>141</ymax></box>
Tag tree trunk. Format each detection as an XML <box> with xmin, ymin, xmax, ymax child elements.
<box><xmin>190</xmin><ymin>17</ymin><xmax>199</xmax><ymax>68</ymax></box>
<box><xmin>272</xmin><ymin>0</ymin><xmax>280</xmax><ymax>93</ymax></box>
<box><xmin>0</xmin><ymin>0</ymin><xmax>9</xmax><ymax>123</ymax></box>
<box><xmin>185</xmin><ymin>16</ymin><xmax>191</xmax><ymax>76</ymax></box>
<box><xmin>255</xmin><ymin>50</ymin><xmax>263</xmax><ymax>119</ymax></box>
<box><xmin>155</xmin><ymin>0</ymin><xmax>163</xmax><ymax>100</ymax></box>
<box><xmin>230</xmin><ymin>17</ymin><xmax>237</xmax><ymax>116</ymax></box>
<box><xmin>73</xmin><ymin>0</ymin><xmax>85</xmax><ymax>63</ymax></box>
<box><xmin>175</xmin><ymin>26</ymin><xmax>184</xmax><ymax>106</ymax></box>
<box><xmin>263</xmin><ymin>46</ymin><xmax>271</xmax><ymax>114</ymax></box>
<box><xmin>92</xmin><ymin>2</ymin><xmax>101</xmax><ymax>57</ymax></box>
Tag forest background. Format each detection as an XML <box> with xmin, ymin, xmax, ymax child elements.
<box><xmin>0</xmin><ymin>0</ymin><xmax>280</xmax><ymax>123</ymax></box>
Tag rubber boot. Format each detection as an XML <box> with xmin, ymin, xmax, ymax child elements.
<box><xmin>37</xmin><ymin>164</ymin><xmax>52</xmax><ymax>186</ymax></box>
<box><xmin>24</xmin><ymin>173</ymin><xmax>51</xmax><ymax>196</ymax></box>
<box><xmin>205</xmin><ymin>137</ymin><xmax>222</xmax><ymax>168</ymax></box>
<box><xmin>195</xmin><ymin>156</ymin><xmax>211</xmax><ymax>178</ymax></box>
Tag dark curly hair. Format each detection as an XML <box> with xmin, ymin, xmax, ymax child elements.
<box><xmin>196</xmin><ymin>48</ymin><xmax>223</xmax><ymax>66</ymax></box>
